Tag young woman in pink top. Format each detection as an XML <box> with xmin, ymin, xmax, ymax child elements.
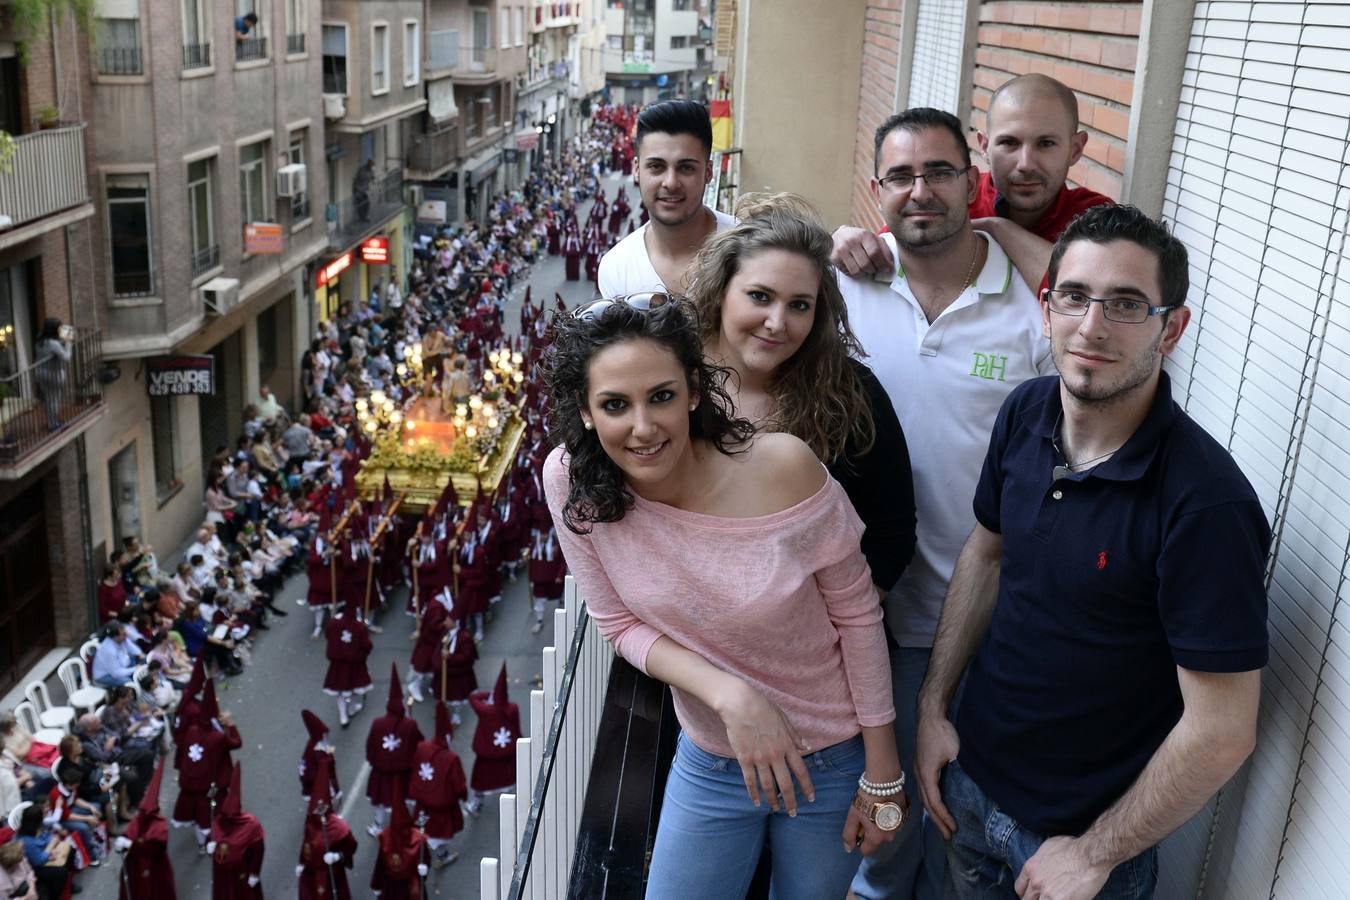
<box><xmin>543</xmin><ymin>295</ymin><xmax>907</xmax><ymax>899</ymax></box>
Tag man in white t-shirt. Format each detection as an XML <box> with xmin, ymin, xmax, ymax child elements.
<box><xmin>839</xmin><ymin>107</ymin><xmax>1055</xmax><ymax>900</ymax></box>
<box><xmin>597</xmin><ymin>99</ymin><xmax>737</xmax><ymax>298</ymax></box>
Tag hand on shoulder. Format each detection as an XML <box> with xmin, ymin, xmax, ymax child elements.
<box><xmin>748</xmin><ymin>432</ymin><xmax>827</xmax><ymax>508</ymax></box>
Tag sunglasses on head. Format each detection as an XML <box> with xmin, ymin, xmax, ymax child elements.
<box><xmin>571</xmin><ymin>291</ymin><xmax>683</xmax><ymax>320</ymax></box>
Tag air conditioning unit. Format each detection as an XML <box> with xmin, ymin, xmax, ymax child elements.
<box><xmin>323</xmin><ymin>93</ymin><xmax>346</xmax><ymax>120</ymax></box>
<box><xmin>201</xmin><ymin>277</ymin><xmax>241</xmax><ymax>316</ymax></box>
<box><xmin>276</xmin><ymin>163</ymin><xmax>307</xmax><ymax>198</ymax></box>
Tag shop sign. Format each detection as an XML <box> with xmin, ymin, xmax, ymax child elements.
<box><xmin>361</xmin><ymin>236</ymin><xmax>390</xmax><ymax>264</ymax></box>
<box><xmin>244</xmin><ymin>222</ymin><xmax>284</xmax><ymax>255</ymax></box>
<box><xmin>316</xmin><ymin>252</ymin><xmax>354</xmax><ymax>287</ymax></box>
<box><xmin>516</xmin><ymin>130</ymin><xmax>540</xmax><ymax>150</ymax></box>
<box><xmin>146</xmin><ymin>355</ymin><xmax>215</xmax><ymax>397</ymax></box>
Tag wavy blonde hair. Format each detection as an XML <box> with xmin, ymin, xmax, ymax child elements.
<box><xmin>686</xmin><ymin>193</ymin><xmax>874</xmax><ymax>464</ymax></box>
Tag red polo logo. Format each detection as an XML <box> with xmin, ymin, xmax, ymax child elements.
<box><xmin>1097</xmin><ymin>551</ymin><xmax>1108</xmax><ymax>570</ymax></box>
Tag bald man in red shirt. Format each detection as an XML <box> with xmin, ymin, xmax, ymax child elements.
<box><xmin>833</xmin><ymin>73</ymin><xmax>1111</xmax><ymax>292</ymax></box>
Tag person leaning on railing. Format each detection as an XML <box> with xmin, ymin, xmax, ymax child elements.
<box><xmin>32</xmin><ymin>318</ymin><xmax>71</xmax><ymax>433</ymax></box>
<box><xmin>542</xmin><ymin>294</ymin><xmax>907</xmax><ymax>900</ymax></box>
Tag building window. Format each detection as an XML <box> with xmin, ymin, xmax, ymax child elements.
<box><xmin>371</xmin><ymin>22</ymin><xmax>389</xmax><ymax>94</ymax></box>
<box><xmin>150</xmin><ymin>395</ymin><xmax>179</xmax><ymax>500</ymax></box>
<box><xmin>513</xmin><ymin>7</ymin><xmax>524</xmax><ymax>46</ymax></box>
<box><xmin>499</xmin><ymin>7</ymin><xmax>510</xmax><ymax>49</ymax></box>
<box><xmin>286</xmin><ymin>0</ymin><xmax>306</xmax><ymax>53</ymax></box>
<box><xmin>403</xmin><ymin>20</ymin><xmax>419</xmax><ymax>86</ymax></box>
<box><xmin>322</xmin><ymin>23</ymin><xmax>347</xmax><ymax>93</ymax></box>
<box><xmin>239</xmin><ymin>141</ymin><xmax>269</xmax><ymax>228</ymax></box>
<box><xmin>672</xmin><ymin>0</ymin><xmax>692</xmax><ymax>9</ymax></box>
<box><xmin>0</xmin><ymin>265</ymin><xmax>32</xmax><ymax>379</ymax></box>
<box><xmin>187</xmin><ymin>157</ymin><xmax>218</xmax><ymax>276</ymax></box>
<box><xmin>182</xmin><ymin>0</ymin><xmax>211</xmax><ymax>69</ymax></box>
<box><xmin>107</xmin><ymin>175</ymin><xmax>154</xmax><ymax>297</ymax></box>
<box><xmin>97</xmin><ymin>0</ymin><xmax>142</xmax><ymax>75</ymax></box>
<box><xmin>608</xmin><ymin>34</ymin><xmax>621</xmax><ymax>51</ymax></box>
<box><xmin>472</xmin><ymin>9</ymin><xmax>490</xmax><ymax>56</ymax></box>
<box><xmin>428</xmin><ymin>27</ymin><xmax>458</xmax><ymax>71</ymax></box>
<box><xmin>257</xmin><ymin>302</ymin><xmax>280</xmax><ymax>381</ymax></box>
<box><xmin>670</xmin><ymin>35</ymin><xmax>688</xmax><ymax>49</ymax></box>
<box><xmin>235</xmin><ymin>0</ymin><xmax>267</xmax><ymax>61</ymax></box>
<box><xmin>288</xmin><ymin>131</ymin><xmax>309</xmax><ymax>221</ymax></box>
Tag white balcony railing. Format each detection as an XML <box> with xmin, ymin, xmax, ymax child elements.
<box><xmin>479</xmin><ymin>576</ymin><xmax>614</xmax><ymax>899</ymax></box>
<box><xmin>0</xmin><ymin>125</ymin><xmax>90</xmax><ymax>232</ymax></box>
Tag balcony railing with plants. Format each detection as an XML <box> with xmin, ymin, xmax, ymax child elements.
<box><xmin>0</xmin><ymin>125</ymin><xmax>91</xmax><ymax>233</ymax></box>
<box><xmin>0</xmin><ymin>328</ymin><xmax>104</xmax><ymax>468</ymax></box>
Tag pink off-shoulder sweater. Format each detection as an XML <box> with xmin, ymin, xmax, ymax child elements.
<box><xmin>544</xmin><ymin>447</ymin><xmax>895</xmax><ymax>758</ymax></box>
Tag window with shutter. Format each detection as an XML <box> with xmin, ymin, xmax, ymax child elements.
<box><xmin>1162</xmin><ymin>3</ymin><xmax>1350</xmax><ymax>897</ymax></box>
<box><xmin>906</xmin><ymin>0</ymin><xmax>966</xmax><ymax>113</ymax></box>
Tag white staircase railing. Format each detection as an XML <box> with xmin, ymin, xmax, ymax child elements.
<box><xmin>480</xmin><ymin>576</ymin><xmax>615</xmax><ymax>899</ymax></box>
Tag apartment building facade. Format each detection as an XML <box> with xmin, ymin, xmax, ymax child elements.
<box><xmin>74</xmin><ymin>0</ymin><xmax>328</xmax><ymax>579</ymax></box>
<box><xmin>0</xmin><ymin>10</ymin><xmax>106</xmax><ymax>692</ymax></box>
<box><xmin>602</xmin><ymin>0</ymin><xmax>712</xmax><ymax>105</ymax></box>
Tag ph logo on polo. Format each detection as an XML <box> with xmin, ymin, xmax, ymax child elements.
<box><xmin>970</xmin><ymin>352</ymin><xmax>1008</xmax><ymax>382</ymax></box>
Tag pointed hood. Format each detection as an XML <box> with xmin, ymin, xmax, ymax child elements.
<box><xmin>317</xmin><ymin>499</ymin><xmax>333</xmax><ymax>536</ymax></box>
<box><xmin>434</xmin><ymin>700</ymin><xmax>454</xmax><ymax>745</ymax></box>
<box><xmin>137</xmin><ymin>757</ymin><xmax>167</xmax><ymax>816</ymax></box>
<box><xmin>306</xmin><ymin>753</ymin><xmax>333</xmax><ymax>821</ymax></box>
<box><xmin>343</xmin><ymin>594</ymin><xmax>361</xmax><ymax>621</ymax></box>
<box><xmin>219</xmin><ymin>761</ymin><xmax>243</xmax><ymax>819</ymax></box>
<box><xmin>201</xmin><ymin>678</ymin><xmax>222</xmax><ymax>730</ymax></box>
<box><xmin>387</xmin><ymin>782</ymin><xmax>413</xmax><ymax>846</ymax></box>
<box><xmin>492</xmin><ymin>662</ymin><xmax>509</xmax><ymax>708</ymax></box>
<box><xmin>183</xmin><ymin>654</ymin><xmax>206</xmax><ymax>703</ymax></box>
<box><xmin>386</xmin><ymin>662</ymin><xmax>405</xmax><ymax>717</ymax></box>
<box><xmin>301</xmin><ymin>709</ymin><xmax>329</xmax><ymax>746</ymax></box>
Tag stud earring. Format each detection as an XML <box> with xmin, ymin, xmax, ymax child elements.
<box><xmin>583</xmin><ymin>421</ymin><xmax>593</xmax><ymax>430</ymax></box>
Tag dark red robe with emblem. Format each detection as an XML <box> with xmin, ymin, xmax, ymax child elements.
<box><xmin>297</xmin><ymin>815</ymin><xmax>357</xmax><ymax>899</ymax></box>
<box><xmin>410</xmin><ymin>595</ymin><xmax>453</xmax><ymax>674</ymax></box>
<box><xmin>469</xmin><ymin>689</ymin><xmax>520</xmax><ymax>792</ymax></box>
<box><xmin>433</xmin><ymin>626</ymin><xmax>478</xmax><ymax>702</ymax></box>
<box><xmin>172</xmin><ymin>723</ymin><xmax>242</xmax><ymax>829</ymax></box>
<box><xmin>323</xmin><ymin>610</ymin><xmax>374</xmax><ymax>694</ymax></box>
<box><xmin>409</xmin><ymin>738</ymin><xmax>468</xmax><ymax>839</ymax></box>
<box><xmin>366</xmin><ymin>678</ymin><xmax>425</xmax><ymax>808</ymax></box>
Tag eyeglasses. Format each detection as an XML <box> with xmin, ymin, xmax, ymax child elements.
<box><xmin>877</xmin><ymin>166</ymin><xmax>972</xmax><ymax>191</ymax></box>
<box><xmin>1041</xmin><ymin>289</ymin><xmax>1177</xmax><ymax>325</ymax></box>
<box><xmin>572</xmin><ymin>291</ymin><xmax>683</xmax><ymax>320</ymax></box>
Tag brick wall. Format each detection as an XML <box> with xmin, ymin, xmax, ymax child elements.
<box><xmin>851</xmin><ymin>0</ymin><xmax>905</xmax><ymax>230</ymax></box>
<box><xmin>971</xmin><ymin>1</ymin><xmax>1140</xmax><ymax>198</ymax></box>
<box><xmin>848</xmin><ymin>0</ymin><xmax>1141</xmax><ymax>226</ymax></box>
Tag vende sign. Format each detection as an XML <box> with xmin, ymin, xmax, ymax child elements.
<box><xmin>361</xmin><ymin>236</ymin><xmax>390</xmax><ymax>264</ymax></box>
<box><xmin>146</xmin><ymin>355</ymin><xmax>215</xmax><ymax>397</ymax></box>
<box><xmin>244</xmin><ymin>222</ymin><xmax>284</xmax><ymax>255</ymax></box>
<box><xmin>316</xmin><ymin>251</ymin><xmax>353</xmax><ymax>287</ymax></box>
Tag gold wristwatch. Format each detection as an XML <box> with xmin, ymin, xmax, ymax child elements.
<box><xmin>852</xmin><ymin>792</ymin><xmax>907</xmax><ymax>832</ymax></box>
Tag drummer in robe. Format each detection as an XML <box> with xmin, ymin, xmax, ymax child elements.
<box><xmin>365</xmin><ymin>665</ymin><xmax>424</xmax><ymax>837</ymax></box>
<box><xmin>299</xmin><ymin>710</ymin><xmax>341</xmax><ymax>807</ymax></box>
<box><xmin>528</xmin><ymin>526</ymin><xmax>566</xmax><ymax>635</ymax></box>
<box><xmin>370</xmin><ymin>786</ymin><xmax>427</xmax><ymax>899</ymax></box>
<box><xmin>324</xmin><ymin>597</ymin><xmax>374</xmax><ymax>728</ymax></box>
<box><xmin>409</xmin><ymin>702</ymin><xmax>468</xmax><ymax>868</ymax></box>
<box><xmin>297</xmin><ymin>759</ymin><xmax>357</xmax><ymax>900</ymax></box>
<box><xmin>407</xmin><ymin>586</ymin><xmax>453</xmax><ymax>705</ymax></box>
<box><xmin>115</xmin><ymin>759</ymin><xmax>174</xmax><ymax>900</ymax></box>
<box><xmin>432</xmin><ymin>617</ymin><xmax>478</xmax><ymax>725</ymax></box>
<box><xmin>207</xmin><ymin>763</ymin><xmax>264</xmax><ymax>900</ymax></box>
<box><xmin>465</xmin><ymin>664</ymin><xmax>520</xmax><ymax>816</ymax></box>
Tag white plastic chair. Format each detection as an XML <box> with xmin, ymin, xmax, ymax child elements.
<box><xmin>25</xmin><ymin>681</ymin><xmax>75</xmax><ymax>733</ymax></box>
<box><xmin>12</xmin><ymin>701</ymin><xmax>64</xmax><ymax>745</ymax></box>
<box><xmin>57</xmin><ymin>658</ymin><xmax>106</xmax><ymax>714</ymax></box>
<box><xmin>79</xmin><ymin>639</ymin><xmax>100</xmax><ymax>671</ymax></box>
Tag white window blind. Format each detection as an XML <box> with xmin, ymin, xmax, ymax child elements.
<box><xmin>906</xmin><ymin>0</ymin><xmax>965</xmax><ymax>113</ymax></box>
<box><xmin>1161</xmin><ymin>3</ymin><xmax>1350</xmax><ymax>897</ymax></box>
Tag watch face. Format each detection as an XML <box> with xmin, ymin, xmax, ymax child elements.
<box><xmin>875</xmin><ymin>803</ymin><xmax>904</xmax><ymax>831</ymax></box>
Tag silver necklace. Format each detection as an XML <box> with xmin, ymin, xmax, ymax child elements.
<box><xmin>1051</xmin><ymin>413</ymin><xmax>1122</xmax><ymax>481</ymax></box>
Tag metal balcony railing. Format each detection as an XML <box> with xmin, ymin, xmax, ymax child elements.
<box><xmin>406</xmin><ymin>129</ymin><xmax>459</xmax><ymax>176</ymax></box>
<box><xmin>97</xmin><ymin>45</ymin><xmax>142</xmax><ymax>75</ymax></box>
<box><xmin>455</xmin><ymin>44</ymin><xmax>497</xmax><ymax>77</ymax></box>
<box><xmin>0</xmin><ymin>328</ymin><xmax>104</xmax><ymax>468</ymax></box>
<box><xmin>236</xmin><ymin>36</ymin><xmax>267</xmax><ymax>62</ymax></box>
<box><xmin>326</xmin><ymin>167</ymin><xmax>403</xmax><ymax>249</ymax></box>
<box><xmin>191</xmin><ymin>243</ymin><xmax>220</xmax><ymax>276</ymax></box>
<box><xmin>182</xmin><ymin>42</ymin><xmax>212</xmax><ymax>69</ymax></box>
<box><xmin>0</xmin><ymin>125</ymin><xmax>91</xmax><ymax>233</ymax></box>
<box><xmin>287</xmin><ymin>33</ymin><xmax>305</xmax><ymax>54</ymax></box>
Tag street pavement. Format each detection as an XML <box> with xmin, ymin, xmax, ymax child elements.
<box><xmin>85</xmin><ymin>172</ymin><xmax>630</xmax><ymax>899</ymax></box>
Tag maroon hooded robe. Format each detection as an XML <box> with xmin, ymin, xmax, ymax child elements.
<box><xmin>365</xmin><ymin>665</ymin><xmax>425</xmax><ymax>808</ymax></box>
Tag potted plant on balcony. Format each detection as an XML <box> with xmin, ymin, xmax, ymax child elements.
<box><xmin>35</xmin><ymin>106</ymin><xmax>60</xmax><ymax>130</ymax></box>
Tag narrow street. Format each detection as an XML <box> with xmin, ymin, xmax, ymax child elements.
<box><xmin>84</xmin><ymin>173</ymin><xmax>628</xmax><ymax>898</ymax></box>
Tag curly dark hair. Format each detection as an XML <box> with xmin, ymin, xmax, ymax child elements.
<box><xmin>542</xmin><ymin>298</ymin><xmax>754</xmax><ymax>534</ymax></box>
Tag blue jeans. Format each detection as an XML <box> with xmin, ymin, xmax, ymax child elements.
<box><xmin>646</xmin><ymin>732</ymin><xmax>867</xmax><ymax>900</ymax></box>
<box><xmin>851</xmin><ymin>646</ymin><xmax>948</xmax><ymax>900</ymax></box>
<box><xmin>943</xmin><ymin>759</ymin><xmax>1158</xmax><ymax>899</ymax></box>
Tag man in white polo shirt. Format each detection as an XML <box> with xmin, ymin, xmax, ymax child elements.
<box><xmin>840</xmin><ymin>107</ymin><xmax>1054</xmax><ymax>900</ymax></box>
<box><xmin>597</xmin><ymin>99</ymin><xmax>737</xmax><ymax>297</ymax></box>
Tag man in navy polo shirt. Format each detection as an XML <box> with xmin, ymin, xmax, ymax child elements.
<box><xmin>914</xmin><ymin>204</ymin><xmax>1269</xmax><ymax>899</ymax></box>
